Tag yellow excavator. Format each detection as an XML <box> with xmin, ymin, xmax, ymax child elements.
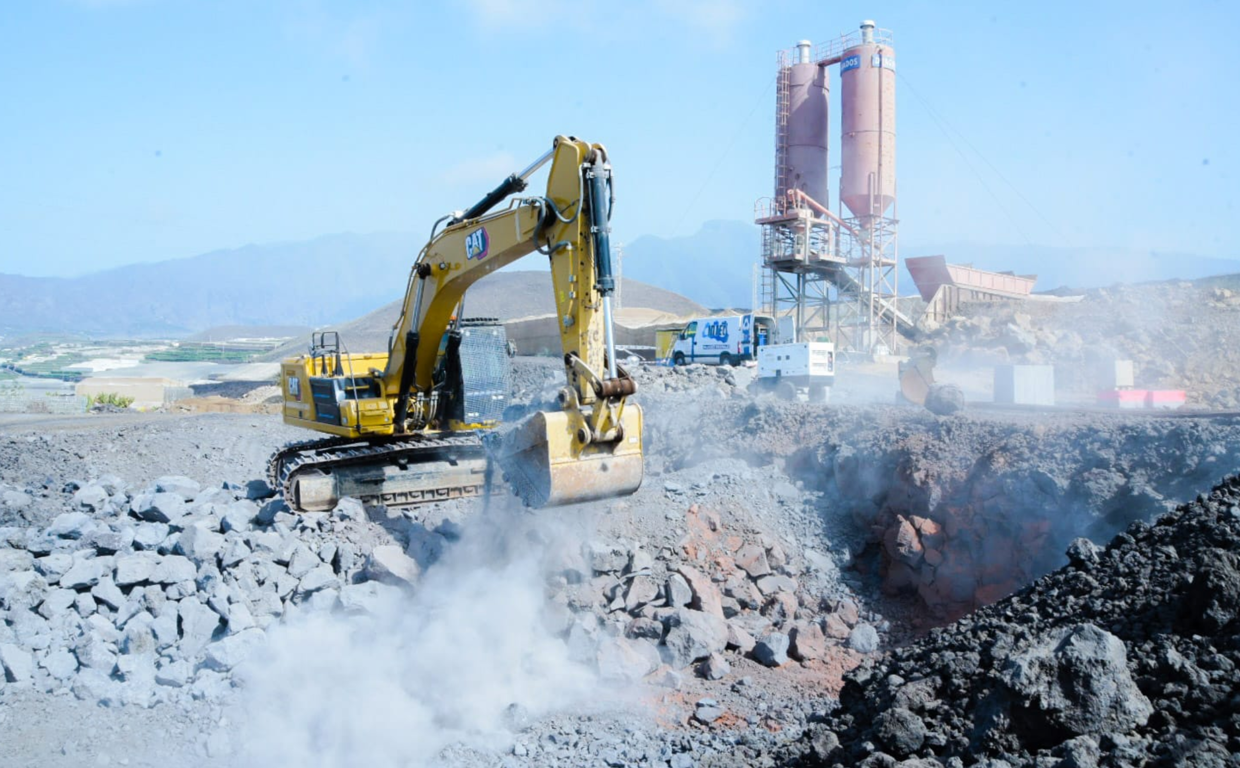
<box><xmin>269</xmin><ymin>136</ymin><xmax>643</xmax><ymax>510</ymax></box>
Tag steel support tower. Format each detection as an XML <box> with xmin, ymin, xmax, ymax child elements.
<box><xmin>756</xmin><ymin>25</ymin><xmax>906</xmax><ymax>355</ymax></box>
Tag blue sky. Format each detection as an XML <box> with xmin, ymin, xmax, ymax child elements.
<box><xmin>1</xmin><ymin>0</ymin><xmax>1235</xmax><ymax>277</ymax></box>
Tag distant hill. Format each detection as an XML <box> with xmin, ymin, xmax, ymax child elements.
<box><xmin>262</xmin><ymin>271</ymin><xmax>707</xmax><ymax>361</ymax></box>
<box><xmin>6</xmin><ymin>225</ymin><xmax>1235</xmax><ymax>340</ymax></box>
<box><xmin>0</xmin><ymin>232</ymin><xmax>421</xmax><ymax>338</ymax></box>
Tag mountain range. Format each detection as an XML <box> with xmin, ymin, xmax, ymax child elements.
<box><xmin>3</xmin><ymin>222</ymin><xmax>1237</xmax><ymax>338</ymax></box>
<box><xmin>0</xmin><ymin>232</ymin><xmax>420</xmax><ymax>339</ymax></box>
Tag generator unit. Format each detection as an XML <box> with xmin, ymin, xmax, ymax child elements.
<box><xmin>756</xmin><ymin>342</ymin><xmax>835</xmax><ymax>401</ymax></box>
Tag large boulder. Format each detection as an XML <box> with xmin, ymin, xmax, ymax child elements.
<box><xmin>133</xmin><ymin>493</ymin><xmax>186</xmax><ymax>524</ymax></box>
<box><xmin>115</xmin><ymin>553</ymin><xmax>160</xmax><ymax>586</ymax></box>
<box><xmin>873</xmin><ymin>707</ymin><xmax>927</xmax><ymax>758</ymax></box>
<box><xmin>752</xmin><ymin>632</ymin><xmax>789</xmax><ymax>667</ymax></box>
<box><xmin>1001</xmin><ymin>623</ymin><xmax>1152</xmax><ymax>740</ymax></box>
<box><xmin>364</xmin><ymin>545</ymin><xmax>421</xmax><ymax>588</ymax></box>
<box><xmin>154</xmin><ymin>476</ymin><xmax>201</xmax><ymax>500</ymax></box>
<box><xmin>662</xmin><ymin>608</ymin><xmax>728</xmax><ymax>669</ymax></box>
<box><xmin>596</xmin><ymin>636</ymin><xmax>661</xmax><ymax>683</ymax></box>
<box><xmin>1183</xmin><ymin>548</ymin><xmax>1240</xmax><ymax>633</ymax></box>
<box><xmin>924</xmin><ymin>384</ymin><xmax>965</xmax><ymax>416</ymax></box>
<box><xmin>676</xmin><ymin>565</ymin><xmax>724</xmax><ymax>618</ymax></box>
<box><xmin>47</xmin><ymin>512</ymin><xmax>92</xmax><ymax>539</ymax></box>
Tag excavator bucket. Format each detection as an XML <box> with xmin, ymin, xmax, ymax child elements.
<box><xmin>899</xmin><ymin>346</ymin><xmax>938</xmax><ymax>406</ymax></box>
<box><xmin>490</xmin><ymin>405</ymin><xmax>644</xmax><ymax>508</ymax></box>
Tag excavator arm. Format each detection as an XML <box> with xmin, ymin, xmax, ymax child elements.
<box><xmin>383</xmin><ymin>135</ymin><xmax>641</xmax><ymax>506</ymax></box>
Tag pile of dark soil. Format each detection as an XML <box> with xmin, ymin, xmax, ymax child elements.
<box><xmin>780</xmin><ymin>473</ymin><xmax>1240</xmax><ymax>768</ymax></box>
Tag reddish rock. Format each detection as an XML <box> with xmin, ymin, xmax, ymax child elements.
<box><xmin>884</xmin><ymin>517</ymin><xmax>924</xmax><ymax>567</ymax></box>
<box><xmin>725</xmin><ymin>622</ymin><xmax>757</xmax><ymax>653</ymax></box>
<box><xmin>676</xmin><ymin>565</ymin><xmax>725</xmax><ymax>618</ymax></box>
<box><xmin>834</xmin><ymin>599</ymin><xmax>860</xmax><ymax>627</ymax></box>
<box><xmin>789</xmin><ymin>622</ymin><xmax>827</xmax><ymax>661</ymax></box>
<box><xmin>923</xmin><ymin>548</ymin><xmax>944</xmax><ymax>567</ymax></box>
<box><xmin>766</xmin><ymin>541</ymin><xmax>788</xmax><ymax>570</ymax></box>
<box><xmin>975</xmin><ymin>581</ymin><xmax>1016</xmax><ymax>606</ymax></box>
<box><xmin>734</xmin><ymin>543</ymin><xmax>772</xmax><ymax>579</ymax></box>
<box><xmin>755</xmin><ymin>574</ymin><xmax>797</xmax><ymax>596</ymax></box>
<box><xmin>824</xmin><ymin>612</ymin><xmax>851</xmax><ymax>640</ymax></box>
<box><xmin>911</xmin><ymin>515</ymin><xmax>945</xmax><ymax>550</ymax></box>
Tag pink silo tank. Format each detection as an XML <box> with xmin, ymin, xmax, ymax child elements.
<box><xmin>784</xmin><ymin>40</ymin><xmax>829</xmax><ymax>204</ymax></box>
<box><xmin>840</xmin><ymin>21</ymin><xmax>895</xmax><ymax>219</ymax></box>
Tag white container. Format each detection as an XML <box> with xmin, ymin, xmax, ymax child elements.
<box><xmin>758</xmin><ymin>342</ymin><xmax>836</xmax><ymax>385</ymax></box>
<box><xmin>994</xmin><ymin>364</ymin><xmax>1055</xmax><ymax>406</ymax></box>
<box><xmin>1099</xmin><ymin>360</ymin><xmax>1135</xmax><ymax>390</ymax></box>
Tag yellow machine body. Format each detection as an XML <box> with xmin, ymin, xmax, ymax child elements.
<box><xmin>281</xmin><ymin>353</ymin><xmax>396</xmax><ymax>437</ymax></box>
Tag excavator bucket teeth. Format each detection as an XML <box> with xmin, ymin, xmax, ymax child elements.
<box><xmin>490</xmin><ymin>405</ymin><xmax>644</xmax><ymax>508</ymax></box>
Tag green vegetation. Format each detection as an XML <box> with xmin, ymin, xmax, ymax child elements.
<box><xmin>87</xmin><ymin>392</ymin><xmax>134</xmax><ymax>409</ymax></box>
<box><xmin>0</xmin><ymin>362</ymin><xmax>84</xmax><ymax>382</ymax></box>
<box><xmin>145</xmin><ymin>345</ymin><xmax>255</xmax><ymax>363</ymax></box>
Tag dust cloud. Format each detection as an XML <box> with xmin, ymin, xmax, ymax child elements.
<box><xmin>230</xmin><ymin>502</ymin><xmax>606</xmax><ymax>767</ymax></box>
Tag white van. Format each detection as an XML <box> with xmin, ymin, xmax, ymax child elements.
<box><xmin>669</xmin><ymin>313</ymin><xmax>776</xmax><ymax>366</ymax></box>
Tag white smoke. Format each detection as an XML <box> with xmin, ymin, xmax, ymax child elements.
<box><xmin>230</xmin><ymin>502</ymin><xmax>604</xmax><ymax>767</ymax></box>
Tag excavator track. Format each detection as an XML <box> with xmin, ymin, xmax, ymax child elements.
<box><xmin>267</xmin><ymin>433</ymin><xmax>494</xmax><ymax>512</ymax></box>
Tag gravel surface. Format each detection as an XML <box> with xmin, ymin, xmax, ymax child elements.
<box><xmin>0</xmin><ymin>358</ymin><xmax>1237</xmax><ymax>767</ymax></box>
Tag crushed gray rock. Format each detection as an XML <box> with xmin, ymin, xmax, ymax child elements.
<box><xmin>752</xmin><ymin>632</ymin><xmax>789</xmax><ymax>667</ymax></box>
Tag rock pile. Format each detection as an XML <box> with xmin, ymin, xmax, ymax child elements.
<box><xmin>635</xmin><ymin>363</ymin><xmax>756</xmax><ymax>398</ymax></box>
<box><xmin>547</xmin><ymin>503</ymin><xmax>878</xmax><ymax>694</ymax></box>
<box><xmin>0</xmin><ymin>473</ymin><xmax>424</xmax><ymax>708</ymax></box>
<box><xmin>784</xmin><ymin>472</ymin><xmax>1240</xmax><ymax>767</ymax></box>
<box><xmin>921</xmin><ymin>279</ymin><xmax>1240</xmax><ymax>408</ymax></box>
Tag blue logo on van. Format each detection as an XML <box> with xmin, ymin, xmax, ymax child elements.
<box><xmin>703</xmin><ymin>320</ymin><xmax>729</xmax><ymax>343</ymax></box>
<box><xmin>841</xmin><ymin>55</ymin><xmax>860</xmax><ymax>73</ymax></box>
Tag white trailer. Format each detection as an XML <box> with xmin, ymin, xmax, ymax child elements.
<box><xmin>669</xmin><ymin>313</ymin><xmax>775</xmax><ymax>367</ymax></box>
<box><xmin>755</xmin><ymin>341</ymin><xmax>835</xmax><ymax>401</ymax></box>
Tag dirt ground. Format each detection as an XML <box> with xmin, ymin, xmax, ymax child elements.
<box><xmin>1</xmin><ymin>357</ymin><xmax>1238</xmax><ymax>767</ymax></box>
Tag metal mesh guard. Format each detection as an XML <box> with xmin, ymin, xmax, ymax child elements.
<box><xmin>459</xmin><ymin>323</ymin><xmax>510</xmax><ymax>424</ymax></box>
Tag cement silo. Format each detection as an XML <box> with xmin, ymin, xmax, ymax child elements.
<box><xmin>783</xmin><ymin>40</ymin><xmax>830</xmax><ymax>205</ymax></box>
<box><xmin>840</xmin><ymin>20</ymin><xmax>896</xmax><ymax>220</ymax></box>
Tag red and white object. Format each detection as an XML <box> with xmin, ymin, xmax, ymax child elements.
<box><xmin>1146</xmin><ymin>390</ymin><xmax>1186</xmax><ymax>410</ymax></box>
<box><xmin>1097</xmin><ymin>389</ymin><xmax>1148</xmax><ymax>409</ymax></box>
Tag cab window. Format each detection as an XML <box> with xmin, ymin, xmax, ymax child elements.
<box><xmin>681</xmin><ymin>321</ymin><xmax>697</xmax><ymax>340</ymax></box>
